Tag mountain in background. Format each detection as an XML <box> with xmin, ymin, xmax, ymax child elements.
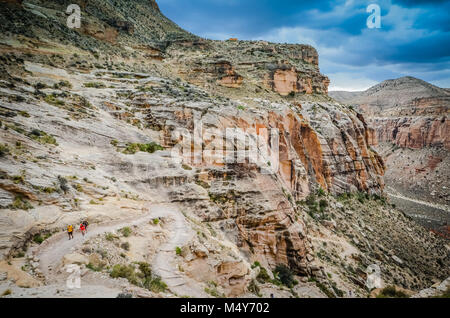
<box><xmin>0</xmin><ymin>0</ymin><xmax>448</xmax><ymax>298</ymax></box>
<box><xmin>331</xmin><ymin>76</ymin><xmax>449</xmax><ymax>236</ymax></box>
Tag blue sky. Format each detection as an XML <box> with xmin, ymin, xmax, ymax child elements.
<box><xmin>157</xmin><ymin>0</ymin><xmax>450</xmax><ymax>91</ymax></box>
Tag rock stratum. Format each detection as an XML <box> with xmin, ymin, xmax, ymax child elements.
<box><xmin>0</xmin><ymin>1</ymin><xmax>448</xmax><ymax>298</ymax></box>
<box><xmin>330</xmin><ymin>76</ymin><xmax>450</xmax><ymax>235</ymax></box>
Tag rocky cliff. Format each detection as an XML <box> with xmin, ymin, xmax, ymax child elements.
<box><xmin>330</xmin><ymin>76</ymin><xmax>449</xmax><ymax>227</ymax></box>
<box><xmin>0</xmin><ymin>1</ymin><xmax>448</xmax><ymax>298</ymax></box>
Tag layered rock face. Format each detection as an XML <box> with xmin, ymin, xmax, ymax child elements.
<box><xmin>1</xmin><ymin>0</ymin><xmax>448</xmax><ymax>298</ymax></box>
<box><xmin>330</xmin><ymin>76</ymin><xmax>450</xmax><ymax>208</ymax></box>
<box><xmin>330</xmin><ymin>77</ymin><xmax>450</xmax><ymax>150</ymax></box>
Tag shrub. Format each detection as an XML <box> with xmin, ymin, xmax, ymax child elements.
<box><xmin>148</xmin><ymin>277</ymin><xmax>167</xmax><ymax>293</ymax></box>
<box><xmin>32</xmin><ymin>232</ymin><xmax>52</xmax><ymax>244</ymax></box>
<box><xmin>123</xmin><ymin>142</ymin><xmax>164</xmax><ymax>155</ymax></box>
<box><xmin>377</xmin><ymin>286</ymin><xmax>409</xmax><ymax>298</ymax></box>
<box><xmin>274</xmin><ymin>264</ymin><xmax>295</xmax><ymax>288</ymax></box>
<box><xmin>152</xmin><ymin>218</ymin><xmax>159</xmax><ymax>225</ymax></box>
<box><xmin>0</xmin><ymin>144</ymin><xmax>10</xmax><ymax>157</ymax></box>
<box><xmin>44</xmin><ymin>94</ymin><xmax>65</xmax><ymax>106</ymax></box>
<box><xmin>9</xmin><ymin>196</ymin><xmax>33</xmax><ymax>210</ymax></box>
<box><xmin>175</xmin><ymin>246</ymin><xmax>182</xmax><ymax>256</ymax></box>
<box><xmin>28</xmin><ymin>129</ymin><xmax>58</xmax><ymax>145</ymax></box>
<box><xmin>121</xmin><ymin>227</ymin><xmax>131</xmax><ymax>237</ymax></box>
<box><xmin>120</xmin><ymin>242</ymin><xmax>130</xmax><ymax>251</ymax></box>
<box><xmin>105</xmin><ymin>233</ymin><xmax>118</xmax><ymax>241</ymax></box>
<box><xmin>182</xmin><ymin>164</ymin><xmax>192</xmax><ymax>170</ymax></box>
<box><xmin>110</xmin><ymin>264</ymin><xmax>138</xmax><ymax>284</ymax></box>
<box><xmin>256</xmin><ymin>266</ymin><xmax>271</xmax><ymax>284</ymax></box>
<box><xmin>83</xmin><ymin>82</ymin><xmax>106</xmax><ymax>88</ymax></box>
<box><xmin>319</xmin><ymin>199</ymin><xmax>328</xmax><ymax>212</ymax></box>
<box><xmin>317</xmin><ymin>187</ymin><xmax>326</xmax><ymax>197</ymax></box>
<box><xmin>86</xmin><ymin>263</ymin><xmax>103</xmax><ymax>272</ymax></box>
<box><xmin>248</xmin><ymin>279</ymin><xmax>261</xmax><ymax>297</ymax></box>
<box><xmin>57</xmin><ymin>176</ymin><xmax>69</xmax><ymax>193</ymax></box>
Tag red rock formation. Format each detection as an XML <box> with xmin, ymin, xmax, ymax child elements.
<box><xmin>373</xmin><ymin>116</ymin><xmax>449</xmax><ymax>150</ymax></box>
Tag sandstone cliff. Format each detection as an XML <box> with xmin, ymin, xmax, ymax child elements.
<box><xmin>0</xmin><ymin>1</ymin><xmax>448</xmax><ymax>298</ymax></box>
<box><xmin>330</xmin><ymin>76</ymin><xmax>449</xmax><ymax>225</ymax></box>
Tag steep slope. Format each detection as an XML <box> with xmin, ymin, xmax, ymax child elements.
<box><xmin>330</xmin><ymin>77</ymin><xmax>449</xmax><ymax>235</ymax></box>
<box><xmin>0</xmin><ymin>1</ymin><xmax>448</xmax><ymax>298</ymax></box>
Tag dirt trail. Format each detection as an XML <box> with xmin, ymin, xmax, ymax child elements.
<box><xmin>35</xmin><ymin>203</ymin><xmax>207</xmax><ymax>297</ymax></box>
<box><xmin>386</xmin><ymin>186</ymin><xmax>450</xmax><ymax>213</ymax></box>
<box><xmin>149</xmin><ymin>204</ymin><xmax>208</xmax><ymax>297</ymax></box>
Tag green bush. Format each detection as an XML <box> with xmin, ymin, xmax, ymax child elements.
<box><xmin>152</xmin><ymin>218</ymin><xmax>159</xmax><ymax>225</ymax></box>
<box><xmin>274</xmin><ymin>264</ymin><xmax>296</xmax><ymax>288</ymax></box>
<box><xmin>247</xmin><ymin>279</ymin><xmax>261</xmax><ymax>297</ymax></box>
<box><xmin>44</xmin><ymin>94</ymin><xmax>65</xmax><ymax>106</ymax></box>
<box><xmin>0</xmin><ymin>144</ymin><xmax>10</xmax><ymax>157</ymax></box>
<box><xmin>121</xmin><ymin>227</ymin><xmax>132</xmax><ymax>237</ymax></box>
<box><xmin>86</xmin><ymin>263</ymin><xmax>104</xmax><ymax>272</ymax></box>
<box><xmin>105</xmin><ymin>233</ymin><xmax>118</xmax><ymax>241</ymax></box>
<box><xmin>317</xmin><ymin>187</ymin><xmax>326</xmax><ymax>197</ymax></box>
<box><xmin>32</xmin><ymin>232</ymin><xmax>51</xmax><ymax>244</ymax></box>
<box><xmin>319</xmin><ymin>199</ymin><xmax>328</xmax><ymax>212</ymax></box>
<box><xmin>377</xmin><ymin>286</ymin><xmax>409</xmax><ymax>298</ymax></box>
<box><xmin>175</xmin><ymin>246</ymin><xmax>182</xmax><ymax>256</ymax></box>
<box><xmin>9</xmin><ymin>196</ymin><xmax>33</xmax><ymax>210</ymax></box>
<box><xmin>255</xmin><ymin>265</ymin><xmax>271</xmax><ymax>284</ymax></box>
<box><xmin>83</xmin><ymin>82</ymin><xmax>106</xmax><ymax>88</ymax></box>
<box><xmin>123</xmin><ymin>142</ymin><xmax>164</xmax><ymax>155</ymax></box>
<box><xmin>28</xmin><ymin>129</ymin><xmax>58</xmax><ymax>145</ymax></box>
<box><xmin>110</xmin><ymin>264</ymin><xmax>138</xmax><ymax>284</ymax></box>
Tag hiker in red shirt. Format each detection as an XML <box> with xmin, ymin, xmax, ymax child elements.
<box><xmin>80</xmin><ymin>223</ymin><xmax>86</xmax><ymax>236</ymax></box>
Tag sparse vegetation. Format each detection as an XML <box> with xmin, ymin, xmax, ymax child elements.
<box><xmin>121</xmin><ymin>227</ymin><xmax>132</xmax><ymax>237</ymax></box>
<box><xmin>44</xmin><ymin>94</ymin><xmax>65</xmax><ymax>106</ymax></box>
<box><xmin>0</xmin><ymin>143</ymin><xmax>10</xmax><ymax>157</ymax></box>
<box><xmin>32</xmin><ymin>232</ymin><xmax>52</xmax><ymax>244</ymax></box>
<box><xmin>175</xmin><ymin>246</ymin><xmax>182</xmax><ymax>256</ymax></box>
<box><xmin>83</xmin><ymin>82</ymin><xmax>106</xmax><ymax>89</ymax></box>
<box><xmin>122</xmin><ymin>142</ymin><xmax>164</xmax><ymax>155</ymax></box>
<box><xmin>110</xmin><ymin>262</ymin><xmax>167</xmax><ymax>293</ymax></box>
<box><xmin>9</xmin><ymin>195</ymin><xmax>33</xmax><ymax>210</ymax></box>
<box><xmin>28</xmin><ymin>129</ymin><xmax>58</xmax><ymax>145</ymax></box>
<box><xmin>105</xmin><ymin>232</ymin><xmax>118</xmax><ymax>241</ymax></box>
<box><xmin>273</xmin><ymin>264</ymin><xmax>296</xmax><ymax>288</ymax></box>
<box><xmin>377</xmin><ymin>286</ymin><xmax>409</xmax><ymax>298</ymax></box>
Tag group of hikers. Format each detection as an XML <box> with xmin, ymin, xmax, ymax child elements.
<box><xmin>67</xmin><ymin>220</ymin><xmax>89</xmax><ymax>240</ymax></box>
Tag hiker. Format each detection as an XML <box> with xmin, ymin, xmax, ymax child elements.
<box><xmin>82</xmin><ymin>220</ymin><xmax>89</xmax><ymax>233</ymax></box>
<box><xmin>80</xmin><ymin>223</ymin><xmax>86</xmax><ymax>237</ymax></box>
<box><xmin>67</xmin><ymin>224</ymin><xmax>74</xmax><ymax>240</ymax></box>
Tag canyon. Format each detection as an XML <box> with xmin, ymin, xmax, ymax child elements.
<box><xmin>0</xmin><ymin>0</ymin><xmax>448</xmax><ymax>298</ymax></box>
<box><xmin>330</xmin><ymin>76</ymin><xmax>449</xmax><ymax>237</ymax></box>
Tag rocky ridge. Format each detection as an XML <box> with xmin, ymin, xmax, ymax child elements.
<box><xmin>0</xmin><ymin>0</ymin><xmax>448</xmax><ymax>298</ymax></box>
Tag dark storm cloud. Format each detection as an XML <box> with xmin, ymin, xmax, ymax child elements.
<box><xmin>157</xmin><ymin>0</ymin><xmax>450</xmax><ymax>89</ymax></box>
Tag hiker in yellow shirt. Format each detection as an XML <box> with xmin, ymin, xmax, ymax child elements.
<box><xmin>67</xmin><ymin>225</ymin><xmax>74</xmax><ymax>240</ymax></box>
